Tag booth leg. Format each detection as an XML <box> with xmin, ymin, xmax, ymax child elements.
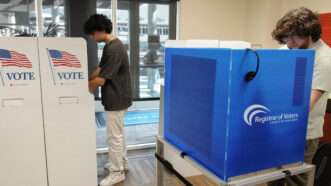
<box><xmin>156</xmin><ymin>138</ymin><xmax>165</xmax><ymax>186</ymax></box>
<box><xmin>306</xmin><ymin>166</ymin><xmax>315</xmax><ymax>186</ymax></box>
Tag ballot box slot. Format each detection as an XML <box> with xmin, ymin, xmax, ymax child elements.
<box><xmin>58</xmin><ymin>96</ymin><xmax>79</xmax><ymax>104</ymax></box>
<box><xmin>1</xmin><ymin>98</ymin><xmax>24</xmax><ymax>108</ymax></box>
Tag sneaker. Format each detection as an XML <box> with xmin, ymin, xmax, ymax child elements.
<box><xmin>100</xmin><ymin>172</ymin><xmax>125</xmax><ymax>186</ymax></box>
<box><xmin>104</xmin><ymin>162</ymin><xmax>129</xmax><ymax>173</ymax></box>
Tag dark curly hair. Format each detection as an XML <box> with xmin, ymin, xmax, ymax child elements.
<box><xmin>272</xmin><ymin>7</ymin><xmax>321</xmax><ymax>44</ymax></box>
<box><xmin>84</xmin><ymin>14</ymin><xmax>113</xmax><ymax>34</ymax></box>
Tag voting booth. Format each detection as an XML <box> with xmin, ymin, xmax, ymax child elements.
<box><xmin>164</xmin><ymin>43</ymin><xmax>315</xmax><ymax>181</ymax></box>
<box><xmin>0</xmin><ymin>37</ymin><xmax>48</xmax><ymax>186</ymax></box>
<box><xmin>38</xmin><ymin>38</ymin><xmax>97</xmax><ymax>186</ymax></box>
<box><xmin>0</xmin><ymin>37</ymin><xmax>97</xmax><ymax>186</ymax></box>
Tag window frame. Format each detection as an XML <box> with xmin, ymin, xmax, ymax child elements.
<box><xmin>128</xmin><ymin>0</ymin><xmax>177</xmax><ymax>101</ymax></box>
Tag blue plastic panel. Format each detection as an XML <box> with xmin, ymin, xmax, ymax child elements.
<box><xmin>168</xmin><ymin>54</ymin><xmax>216</xmax><ymax>156</ymax></box>
<box><xmin>226</xmin><ymin>50</ymin><xmax>314</xmax><ymax>178</ymax></box>
<box><xmin>164</xmin><ymin>48</ymin><xmax>231</xmax><ymax>180</ymax></box>
<box><xmin>164</xmin><ymin>48</ymin><xmax>315</xmax><ymax>181</ymax></box>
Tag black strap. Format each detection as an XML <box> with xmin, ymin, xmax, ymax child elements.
<box><xmin>244</xmin><ymin>48</ymin><xmax>260</xmax><ymax>82</ymax></box>
<box><xmin>155</xmin><ymin>153</ymin><xmax>193</xmax><ymax>186</ymax></box>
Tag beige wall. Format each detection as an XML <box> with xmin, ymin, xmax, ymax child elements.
<box><xmin>280</xmin><ymin>0</ymin><xmax>331</xmax><ymax>14</ymax></box>
<box><xmin>178</xmin><ymin>0</ymin><xmax>248</xmax><ymax>41</ymax></box>
<box><xmin>245</xmin><ymin>0</ymin><xmax>282</xmax><ymax>48</ymax></box>
<box><xmin>179</xmin><ymin>0</ymin><xmax>331</xmax><ymax>48</ymax></box>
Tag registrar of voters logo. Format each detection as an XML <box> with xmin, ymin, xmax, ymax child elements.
<box><xmin>243</xmin><ymin>104</ymin><xmax>299</xmax><ymax>126</ymax></box>
<box><xmin>47</xmin><ymin>49</ymin><xmax>84</xmax><ymax>85</ymax></box>
<box><xmin>0</xmin><ymin>49</ymin><xmax>35</xmax><ymax>87</ymax></box>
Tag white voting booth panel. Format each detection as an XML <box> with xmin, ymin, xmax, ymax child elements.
<box><xmin>160</xmin><ymin>40</ymin><xmax>252</xmax><ymax>178</ymax></box>
<box><xmin>165</xmin><ymin>40</ymin><xmax>220</xmax><ymax>48</ymax></box>
<box><xmin>219</xmin><ymin>41</ymin><xmax>251</xmax><ymax>49</ymax></box>
<box><xmin>165</xmin><ymin>40</ymin><xmax>251</xmax><ymax>49</ymax></box>
<box><xmin>0</xmin><ymin>38</ymin><xmax>48</xmax><ymax>186</ymax></box>
<box><xmin>38</xmin><ymin>38</ymin><xmax>97</xmax><ymax>186</ymax></box>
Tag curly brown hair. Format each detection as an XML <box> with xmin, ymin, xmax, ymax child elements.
<box><xmin>272</xmin><ymin>7</ymin><xmax>321</xmax><ymax>44</ymax></box>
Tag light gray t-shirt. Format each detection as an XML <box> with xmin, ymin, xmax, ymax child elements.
<box><xmin>307</xmin><ymin>40</ymin><xmax>331</xmax><ymax>139</ymax></box>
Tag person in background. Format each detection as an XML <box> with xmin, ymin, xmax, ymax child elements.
<box><xmin>143</xmin><ymin>35</ymin><xmax>162</xmax><ymax>95</ymax></box>
<box><xmin>269</xmin><ymin>7</ymin><xmax>331</xmax><ymax>186</ymax></box>
<box><xmin>84</xmin><ymin>14</ymin><xmax>132</xmax><ymax>186</ymax></box>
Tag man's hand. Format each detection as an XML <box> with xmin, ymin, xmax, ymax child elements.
<box><xmin>89</xmin><ymin>76</ymin><xmax>106</xmax><ymax>93</ymax></box>
<box><xmin>89</xmin><ymin>67</ymin><xmax>101</xmax><ymax>81</ymax></box>
<box><xmin>310</xmin><ymin>89</ymin><xmax>324</xmax><ymax>111</ymax></box>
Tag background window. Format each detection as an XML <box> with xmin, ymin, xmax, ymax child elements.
<box><xmin>0</xmin><ymin>0</ymin><xmax>66</xmax><ymax>37</ymax></box>
<box><xmin>94</xmin><ymin>0</ymin><xmax>176</xmax><ymax>147</ymax></box>
<box><xmin>0</xmin><ymin>0</ymin><xmax>36</xmax><ymax>36</ymax></box>
<box><xmin>42</xmin><ymin>0</ymin><xmax>66</xmax><ymax>37</ymax></box>
<box><xmin>138</xmin><ymin>3</ymin><xmax>169</xmax><ymax>99</ymax></box>
<box><xmin>96</xmin><ymin>0</ymin><xmax>130</xmax><ymax>99</ymax></box>
<box><xmin>96</xmin><ymin>0</ymin><xmax>174</xmax><ymax>100</ymax></box>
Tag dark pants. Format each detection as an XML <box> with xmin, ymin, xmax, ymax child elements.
<box><xmin>268</xmin><ymin>139</ymin><xmax>319</xmax><ymax>186</ymax></box>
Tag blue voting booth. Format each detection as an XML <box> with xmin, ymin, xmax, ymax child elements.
<box><xmin>164</xmin><ymin>48</ymin><xmax>315</xmax><ymax>181</ymax></box>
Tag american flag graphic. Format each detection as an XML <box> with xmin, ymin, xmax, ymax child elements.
<box><xmin>0</xmin><ymin>49</ymin><xmax>32</xmax><ymax>68</ymax></box>
<box><xmin>48</xmin><ymin>49</ymin><xmax>81</xmax><ymax>68</ymax></box>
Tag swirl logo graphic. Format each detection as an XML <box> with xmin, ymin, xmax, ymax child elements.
<box><xmin>243</xmin><ymin>104</ymin><xmax>270</xmax><ymax>126</ymax></box>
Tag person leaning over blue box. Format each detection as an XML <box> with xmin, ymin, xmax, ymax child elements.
<box><xmin>269</xmin><ymin>7</ymin><xmax>331</xmax><ymax>186</ymax></box>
